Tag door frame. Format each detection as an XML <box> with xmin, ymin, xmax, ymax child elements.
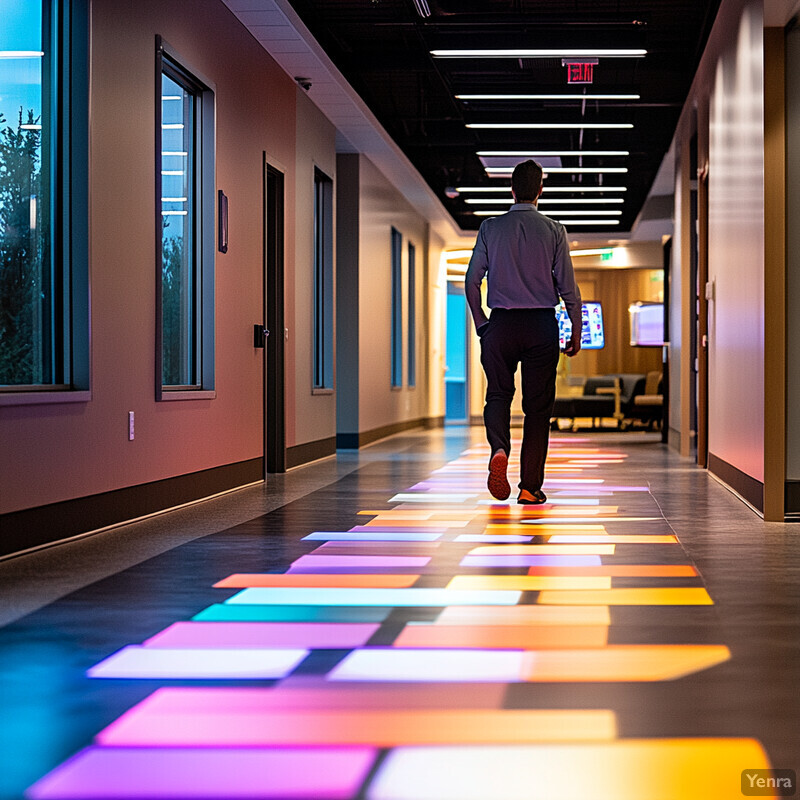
<box><xmin>264</xmin><ymin>160</ymin><xmax>286</xmax><ymax>473</ymax></box>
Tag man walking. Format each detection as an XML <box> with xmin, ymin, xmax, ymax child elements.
<box><xmin>465</xmin><ymin>160</ymin><xmax>583</xmax><ymax>504</ymax></box>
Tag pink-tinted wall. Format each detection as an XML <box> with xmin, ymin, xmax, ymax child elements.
<box><xmin>0</xmin><ymin>0</ymin><xmax>300</xmax><ymax>513</ymax></box>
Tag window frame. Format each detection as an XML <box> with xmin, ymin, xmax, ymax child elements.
<box><xmin>390</xmin><ymin>227</ymin><xmax>403</xmax><ymax>389</ymax></box>
<box><xmin>154</xmin><ymin>38</ymin><xmax>215</xmax><ymax>401</ymax></box>
<box><xmin>0</xmin><ymin>0</ymin><xmax>90</xmax><ymax>406</ymax></box>
<box><xmin>407</xmin><ymin>240</ymin><xmax>416</xmax><ymax>389</ymax></box>
<box><xmin>312</xmin><ymin>166</ymin><xmax>334</xmax><ymax>393</ymax></box>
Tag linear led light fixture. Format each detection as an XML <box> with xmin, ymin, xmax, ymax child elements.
<box><xmin>433</xmin><ymin>49</ymin><xmax>646</xmax><ymax>58</ymax></box>
<box><xmin>478</xmin><ymin>150</ymin><xmax>629</xmax><ymax>157</ymax></box>
<box><xmin>544</xmin><ymin>186</ymin><xmax>627</xmax><ymax>192</ymax></box>
<box><xmin>458</xmin><ymin>93</ymin><xmax>640</xmax><ymax>100</ymax></box>
<box><xmin>0</xmin><ymin>51</ymin><xmax>45</xmax><ymax>58</ymax></box>
<box><xmin>465</xmin><ymin>198</ymin><xmax>623</xmax><ymax>205</ymax></box>
<box><xmin>455</xmin><ymin>186</ymin><xmax>627</xmax><ymax>193</ymax></box>
<box><xmin>557</xmin><ymin>219</ymin><xmax>621</xmax><ymax>225</ymax></box>
<box><xmin>162</xmin><ymin>151</ymin><xmax>188</xmax><ymax>156</ymax></box>
<box><xmin>413</xmin><ymin>0</ymin><xmax>432</xmax><ymax>17</ymax></box>
<box><xmin>542</xmin><ymin>210</ymin><xmax>622</xmax><ymax>216</ymax></box>
<box><xmin>540</xmin><ymin>198</ymin><xmax>623</xmax><ymax>204</ymax></box>
<box><xmin>162</xmin><ymin>197</ymin><xmax>188</xmax><ymax>202</ymax></box>
<box><xmin>20</xmin><ymin>124</ymin><xmax>43</xmax><ymax>131</ymax></box>
<box><xmin>486</xmin><ymin>167</ymin><xmax>629</xmax><ymax>174</ymax></box>
<box><xmin>570</xmin><ymin>248</ymin><xmax>615</xmax><ymax>257</ymax></box>
<box><xmin>162</xmin><ymin>123</ymin><xmax>185</xmax><ymax>129</ymax></box>
<box><xmin>469</xmin><ymin>123</ymin><xmax>633</xmax><ymax>130</ymax></box>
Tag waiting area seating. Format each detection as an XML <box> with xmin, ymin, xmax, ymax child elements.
<box><xmin>552</xmin><ymin>371</ymin><xmax>662</xmax><ymax>431</ymax></box>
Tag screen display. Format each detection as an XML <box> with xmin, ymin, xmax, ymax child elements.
<box><xmin>556</xmin><ymin>301</ymin><xmax>605</xmax><ymax>350</ymax></box>
<box><xmin>629</xmin><ymin>302</ymin><xmax>664</xmax><ymax>347</ymax></box>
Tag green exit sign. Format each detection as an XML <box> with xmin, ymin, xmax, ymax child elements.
<box><xmin>600</xmin><ymin>252</ymin><xmax>613</xmax><ymax>262</ymax></box>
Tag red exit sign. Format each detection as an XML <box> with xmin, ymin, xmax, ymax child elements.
<box><xmin>566</xmin><ymin>62</ymin><xmax>594</xmax><ymax>84</ymax></box>
<box><xmin>563</xmin><ymin>58</ymin><xmax>598</xmax><ymax>84</ymax></box>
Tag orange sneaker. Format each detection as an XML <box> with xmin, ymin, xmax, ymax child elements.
<box><xmin>487</xmin><ymin>450</ymin><xmax>510</xmax><ymax>501</ymax></box>
<box><xmin>518</xmin><ymin>489</ymin><xmax>547</xmax><ymax>505</ymax></box>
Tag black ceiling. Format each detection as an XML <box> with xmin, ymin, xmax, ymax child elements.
<box><xmin>288</xmin><ymin>0</ymin><xmax>721</xmax><ymax>233</ymax></box>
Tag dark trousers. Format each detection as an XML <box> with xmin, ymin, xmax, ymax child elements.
<box><xmin>479</xmin><ymin>308</ymin><xmax>560</xmax><ymax>492</ymax></box>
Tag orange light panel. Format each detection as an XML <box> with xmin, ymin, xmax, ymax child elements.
<box><xmin>394</xmin><ymin>624</ymin><xmax>608</xmax><ymax>649</ymax></box>
<box><xmin>527</xmin><ymin>565</ymin><xmax>697</xmax><ymax>578</ymax></box>
<box><xmin>446</xmin><ymin>575</ymin><xmax>612</xmax><ymax>591</ymax></box>
<box><xmin>545</xmin><ymin>535</ymin><xmax>678</xmax><ymax>544</ymax></box>
<box><xmin>98</xmin><ymin>708</ymin><xmax>618</xmax><ymax>746</ymax></box>
<box><xmin>538</xmin><ymin>587</ymin><xmax>714</xmax><ymax>605</ymax></box>
<box><xmin>520</xmin><ymin>645</ymin><xmax>730</xmax><ymax>682</ymax></box>
<box><xmin>369</xmin><ymin>739</ymin><xmax>771</xmax><ymax>800</ymax></box>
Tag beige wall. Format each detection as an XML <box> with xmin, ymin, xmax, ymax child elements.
<box><xmin>357</xmin><ymin>155</ymin><xmax>432</xmax><ymax>433</ymax></box>
<box><xmin>291</xmin><ymin>89</ymin><xmax>337</xmax><ymax>448</ymax></box>
<box><xmin>706</xmin><ymin>1</ymin><xmax>766</xmax><ymax>482</ymax></box>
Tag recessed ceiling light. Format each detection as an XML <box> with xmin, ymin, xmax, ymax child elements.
<box><xmin>432</xmin><ymin>49</ymin><xmax>647</xmax><ymax>58</ymax></box>
<box><xmin>458</xmin><ymin>94</ymin><xmax>641</xmax><ymax>101</ymax></box>
<box><xmin>478</xmin><ymin>150</ymin><xmax>630</xmax><ymax>157</ymax></box>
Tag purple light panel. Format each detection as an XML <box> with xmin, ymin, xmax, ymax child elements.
<box><xmin>287</xmin><ymin>555</ymin><xmax>431</xmax><ymax>571</ymax></box>
<box><xmin>303</xmin><ymin>531</ymin><xmax>443</xmax><ymax>541</ymax></box>
<box><xmin>126</xmin><ymin>684</ymin><xmax>508</xmax><ymax>714</ymax></box>
<box><xmin>26</xmin><ymin>746</ymin><xmax>377</xmax><ymax>799</ymax></box>
<box><xmin>87</xmin><ymin>646</ymin><xmax>308</xmax><ymax>679</ymax></box>
<box><xmin>143</xmin><ymin>622</ymin><xmax>380</xmax><ymax>649</ymax></box>
<box><xmin>460</xmin><ymin>555</ymin><xmax>603</xmax><ymax>568</ymax></box>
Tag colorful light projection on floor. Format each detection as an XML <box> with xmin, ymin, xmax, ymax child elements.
<box><xmin>95</xmin><ymin>707</ymin><xmax>618</xmax><ymax>747</ymax></box>
<box><xmin>366</xmin><ymin>739</ymin><xmax>772</xmax><ymax>800</ymax></box>
<box><xmin>328</xmin><ymin>644</ymin><xmax>730</xmax><ymax>683</ymax></box>
<box><xmin>225</xmin><ymin>587</ymin><xmax>523</xmax><ymax>607</ymax></box>
<box><xmin>87</xmin><ymin>646</ymin><xmax>309</xmax><ymax>679</ymax></box>
<box><xmin>28</xmin><ymin>436</ymin><xmax>754</xmax><ymax>800</ymax></box>
<box><xmin>27</xmin><ymin>746</ymin><xmax>378</xmax><ymax>800</ymax></box>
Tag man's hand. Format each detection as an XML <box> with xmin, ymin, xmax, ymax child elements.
<box><xmin>564</xmin><ymin>333</ymin><xmax>581</xmax><ymax>357</ymax></box>
<box><xmin>477</xmin><ymin>320</ymin><xmax>490</xmax><ymax>337</ymax></box>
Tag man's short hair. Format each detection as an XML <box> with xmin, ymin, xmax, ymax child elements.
<box><xmin>511</xmin><ymin>160</ymin><xmax>543</xmax><ymax>202</ymax></box>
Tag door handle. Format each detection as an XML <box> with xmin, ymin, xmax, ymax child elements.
<box><xmin>254</xmin><ymin>324</ymin><xmax>269</xmax><ymax>348</ymax></box>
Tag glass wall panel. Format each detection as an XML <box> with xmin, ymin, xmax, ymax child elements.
<box><xmin>160</xmin><ymin>69</ymin><xmax>196</xmax><ymax>388</ymax></box>
<box><xmin>0</xmin><ymin>1</ymin><xmax>53</xmax><ymax>386</ymax></box>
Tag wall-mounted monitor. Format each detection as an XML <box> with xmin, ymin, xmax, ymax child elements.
<box><xmin>556</xmin><ymin>301</ymin><xmax>605</xmax><ymax>350</ymax></box>
<box><xmin>629</xmin><ymin>302</ymin><xmax>664</xmax><ymax>347</ymax></box>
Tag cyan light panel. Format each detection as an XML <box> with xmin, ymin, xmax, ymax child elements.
<box><xmin>193</xmin><ymin>605</ymin><xmax>392</xmax><ymax>623</ymax></box>
<box><xmin>227</xmin><ymin>588</ymin><xmax>522</xmax><ymax>607</ymax></box>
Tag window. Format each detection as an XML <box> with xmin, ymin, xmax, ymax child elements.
<box><xmin>313</xmin><ymin>168</ymin><xmax>333</xmax><ymax>390</ymax></box>
<box><xmin>156</xmin><ymin>42</ymin><xmax>215</xmax><ymax>398</ymax></box>
<box><xmin>390</xmin><ymin>227</ymin><xmax>402</xmax><ymax>388</ymax></box>
<box><xmin>407</xmin><ymin>241</ymin><xmax>416</xmax><ymax>388</ymax></box>
<box><xmin>0</xmin><ymin>0</ymin><xmax>89</xmax><ymax>401</ymax></box>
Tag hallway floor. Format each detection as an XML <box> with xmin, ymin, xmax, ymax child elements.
<box><xmin>1</xmin><ymin>427</ymin><xmax>799</xmax><ymax>799</ymax></box>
